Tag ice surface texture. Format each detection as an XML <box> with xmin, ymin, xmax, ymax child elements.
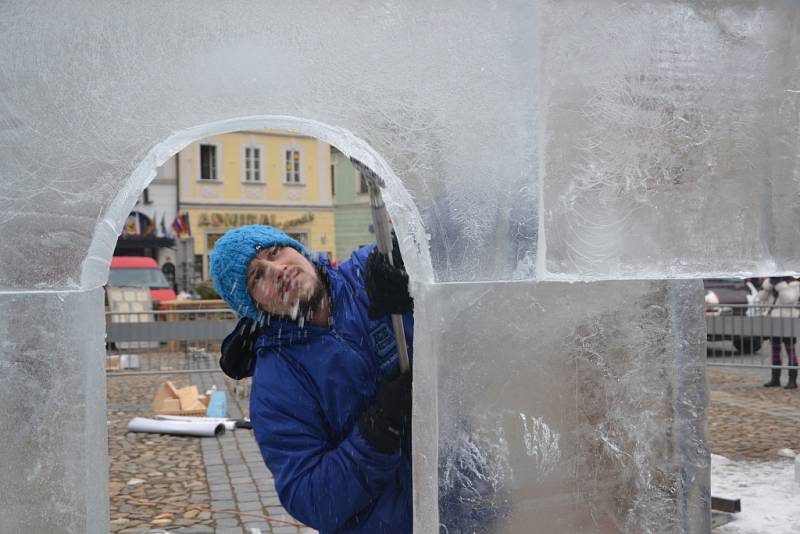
<box><xmin>0</xmin><ymin>290</ymin><xmax>108</xmax><ymax>533</ymax></box>
<box><xmin>539</xmin><ymin>1</ymin><xmax>800</xmax><ymax>279</ymax></box>
<box><xmin>0</xmin><ymin>2</ymin><xmax>538</xmax><ymax>287</ymax></box>
<box><xmin>1</xmin><ymin>2</ymin><xmax>798</xmax><ymax>285</ymax></box>
<box><xmin>413</xmin><ymin>280</ymin><xmax>709</xmax><ymax>532</ymax></box>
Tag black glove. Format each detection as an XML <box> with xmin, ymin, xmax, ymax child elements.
<box><xmin>365</xmin><ymin>235</ymin><xmax>413</xmax><ymax>320</ymax></box>
<box><xmin>219</xmin><ymin>317</ymin><xmax>259</xmax><ymax>379</ymax></box>
<box><xmin>358</xmin><ymin>373</ymin><xmax>412</xmax><ymax>453</ymax></box>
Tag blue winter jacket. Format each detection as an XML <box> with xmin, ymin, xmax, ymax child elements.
<box><xmin>249</xmin><ymin>244</ymin><xmax>414</xmax><ymax>533</ymax></box>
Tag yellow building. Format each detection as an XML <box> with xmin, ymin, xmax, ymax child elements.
<box><xmin>177</xmin><ymin>130</ymin><xmax>335</xmax><ymax>280</ymax></box>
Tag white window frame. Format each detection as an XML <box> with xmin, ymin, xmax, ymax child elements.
<box><xmin>286</xmin><ymin>231</ymin><xmax>308</xmax><ymax>247</ymax></box>
<box><xmin>196</xmin><ymin>141</ymin><xmax>222</xmax><ymax>182</ymax></box>
<box><xmin>283</xmin><ymin>145</ymin><xmax>305</xmax><ymax>185</ymax></box>
<box><xmin>241</xmin><ymin>143</ymin><xmax>266</xmax><ymax>183</ymax></box>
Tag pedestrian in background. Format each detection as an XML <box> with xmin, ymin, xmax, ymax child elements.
<box><xmin>758</xmin><ymin>276</ymin><xmax>800</xmax><ymax>389</ymax></box>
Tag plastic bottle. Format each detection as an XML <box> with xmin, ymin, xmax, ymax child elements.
<box><xmin>206</xmin><ymin>385</ymin><xmax>228</xmax><ymax>418</ymax></box>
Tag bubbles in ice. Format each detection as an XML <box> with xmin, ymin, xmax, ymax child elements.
<box><xmin>512</xmin><ymin>251</ymin><xmax>536</xmax><ymax>280</ymax></box>
<box><xmin>440</xmin><ymin>419</ymin><xmax>511</xmax><ymax>507</ymax></box>
<box><xmin>519</xmin><ymin>412</ymin><xmax>560</xmax><ymax>478</ymax></box>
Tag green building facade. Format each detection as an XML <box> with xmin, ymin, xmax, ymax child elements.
<box><xmin>331</xmin><ymin>147</ymin><xmax>374</xmax><ymax>261</ymax></box>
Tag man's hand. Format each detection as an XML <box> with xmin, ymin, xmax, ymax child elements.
<box><xmin>357</xmin><ymin>373</ymin><xmax>412</xmax><ymax>453</ymax></box>
<box><xmin>365</xmin><ymin>237</ymin><xmax>413</xmax><ymax>320</ymax></box>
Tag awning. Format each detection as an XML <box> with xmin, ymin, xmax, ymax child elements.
<box><xmin>115</xmin><ymin>236</ymin><xmax>175</xmax><ymax>250</ymax></box>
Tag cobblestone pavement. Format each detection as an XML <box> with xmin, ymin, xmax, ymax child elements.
<box><xmin>108</xmin><ymin>373</ymin><xmax>212</xmax><ymax>533</ymax></box>
<box><xmin>107</xmin><ymin>354</ymin><xmax>315</xmax><ymax>534</ymax></box>
<box><xmin>108</xmin><ymin>351</ymin><xmax>794</xmax><ymax>531</ymax></box>
<box><xmin>708</xmin><ymin>366</ymin><xmax>800</xmax><ymax>461</ymax></box>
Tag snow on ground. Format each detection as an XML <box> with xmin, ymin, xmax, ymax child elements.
<box><xmin>712</xmin><ymin>454</ymin><xmax>800</xmax><ymax>533</ymax></box>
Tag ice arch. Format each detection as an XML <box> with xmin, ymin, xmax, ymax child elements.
<box><xmin>82</xmin><ymin>115</ymin><xmax>434</xmax><ymax>289</ymax></box>
<box><xmin>1</xmin><ymin>114</ymin><xmax>430</xmax><ymax>533</ymax></box>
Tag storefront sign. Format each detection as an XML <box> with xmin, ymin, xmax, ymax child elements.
<box><xmin>196</xmin><ymin>211</ymin><xmax>314</xmax><ymax>230</ymax></box>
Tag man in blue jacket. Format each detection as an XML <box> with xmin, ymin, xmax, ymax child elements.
<box><xmin>210</xmin><ymin>225</ymin><xmax>414</xmax><ymax>533</ymax></box>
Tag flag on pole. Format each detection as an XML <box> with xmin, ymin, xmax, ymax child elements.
<box><xmin>181</xmin><ymin>213</ymin><xmax>191</xmax><ymax>237</ymax></box>
<box><xmin>160</xmin><ymin>214</ymin><xmax>168</xmax><ymax>238</ymax></box>
<box><xmin>172</xmin><ymin>215</ymin><xmax>184</xmax><ymax>238</ymax></box>
<box><xmin>124</xmin><ymin>213</ymin><xmax>142</xmax><ymax>235</ymax></box>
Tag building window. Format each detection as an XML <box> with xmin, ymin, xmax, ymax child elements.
<box><xmin>287</xmin><ymin>232</ymin><xmax>308</xmax><ymax>246</ymax></box>
<box><xmin>244</xmin><ymin>146</ymin><xmax>262</xmax><ymax>182</ymax></box>
<box><xmin>206</xmin><ymin>233</ymin><xmax>224</xmax><ymax>251</ymax></box>
<box><xmin>285</xmin><ymin>149</ymin><xmax>301</xmax><ymax>183</ymax></box>
<box><xmin>358</xmin><ymin>172</ymin><xmax>369</xmax><ymax>194</ymax></box>
<box><xmin>330</xmin><ymin>164</ymin><xmax>335</xmax><ymax>196</ymax></box>
<box><xmin>200</xmin><ymin>144</ymin><xmax>218</xmax><ymax>181</ymax></box>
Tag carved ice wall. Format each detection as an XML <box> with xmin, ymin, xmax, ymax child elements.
<box><xmin>1</xmin><ymin>1</ymin><xmax>797</xmax><ymax>532</ymax></box>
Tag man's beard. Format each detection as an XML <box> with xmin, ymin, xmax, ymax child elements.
<box><xmin>281</xmin><ymin>262</ymin><xmax>329</xmax><ymax>323</ymax></box>
<box><xmin>295</xmin><ymin>273</ymin><xmax>326</xmax><ymax>320</ymax></box>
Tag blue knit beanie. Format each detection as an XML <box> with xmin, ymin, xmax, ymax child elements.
<box><xmin>210</xmin><ymin>225</ymin><xmax>310</xmax><ymax>320</ymax></box>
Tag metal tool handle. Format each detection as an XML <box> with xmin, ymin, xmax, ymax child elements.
<box><xmin>350</xmin><ymin>158</ymin><xmax>411</xmax><ymax>374</ymax></box>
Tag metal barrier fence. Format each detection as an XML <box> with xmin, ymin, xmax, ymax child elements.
<box><xmin>106</xmin><ymin>303</ymin><xmax>799</xmax><ymax>373</ymax></box>
<box><xmin>105</xmin><ymin>308</ymin><xmax>238</xmax><ymax>377</ymax></box>
<box><xmin>706</xmin><ymin>303</ymin><xmax>800</xmax><ymax>370</ymax></box>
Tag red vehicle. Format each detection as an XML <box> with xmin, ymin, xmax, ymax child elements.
<box><xmin>109</xmin><ymin>256</ymin><xmax>177</xmax><ymax>304</ymax></box>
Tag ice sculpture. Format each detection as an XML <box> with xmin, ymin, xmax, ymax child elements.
<box><xmin>413</xmin><ymin>279</ymin><xmax>708</xmax><ymax>532</ymax></box>
<box><xmin>1</xmin><ymin>0</ymin><xmax>796</xmax><ymax>532</ymax></box>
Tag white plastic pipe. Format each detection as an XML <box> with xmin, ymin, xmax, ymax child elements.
<box><xmin>155</xmin><ymin>414</ymin><xmax>237</xmax><ymax>431</ymax></box>
<box><xmin>127</xmin><ymin>417</ymin><xmax>225</xmax><ymax>437</ymax></box>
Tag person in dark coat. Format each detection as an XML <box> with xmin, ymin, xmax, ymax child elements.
<box><xmin>209</xmin><ymin>225</ymin><xmax>413</xmax><ymax>533</ymax></box>
<box><xmin>757</xmin><ymin>276</ymin><xmax>800</xmax><ymax>389</ymax></box>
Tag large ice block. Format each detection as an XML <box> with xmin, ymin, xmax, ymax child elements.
<box><xmin>0</xmin><ymin>289</ymin><xmax>107</xmax><ymax>533</ymax></box>
<box><xmin>413</xmin><ymin>279</ymin><xmax>709</xmax><ymax>532</ymax></box>
<box><xmin>539</xmin><ymin>1</ymin><xmax>800</xmax><ymax>279</ymax></box>
<box><xmin>0</xmin><ymin>2</ymin><xmax>798</xmax><ymax>285</ymax></box>
<box><xmin>0</xmin><ymin>1</ymin><xmax>537</xmax><ymax>286</ymax></box>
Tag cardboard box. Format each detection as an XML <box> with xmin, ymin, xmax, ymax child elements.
<box><xmin>153</xmin><ymin>381</ymin><xmax>209</xmax><ymax>416</ymax></box>
<box><xmin>106</xmin><ymin>355</ymin><xmax>121</xmax><ymax>371</ymax></box>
